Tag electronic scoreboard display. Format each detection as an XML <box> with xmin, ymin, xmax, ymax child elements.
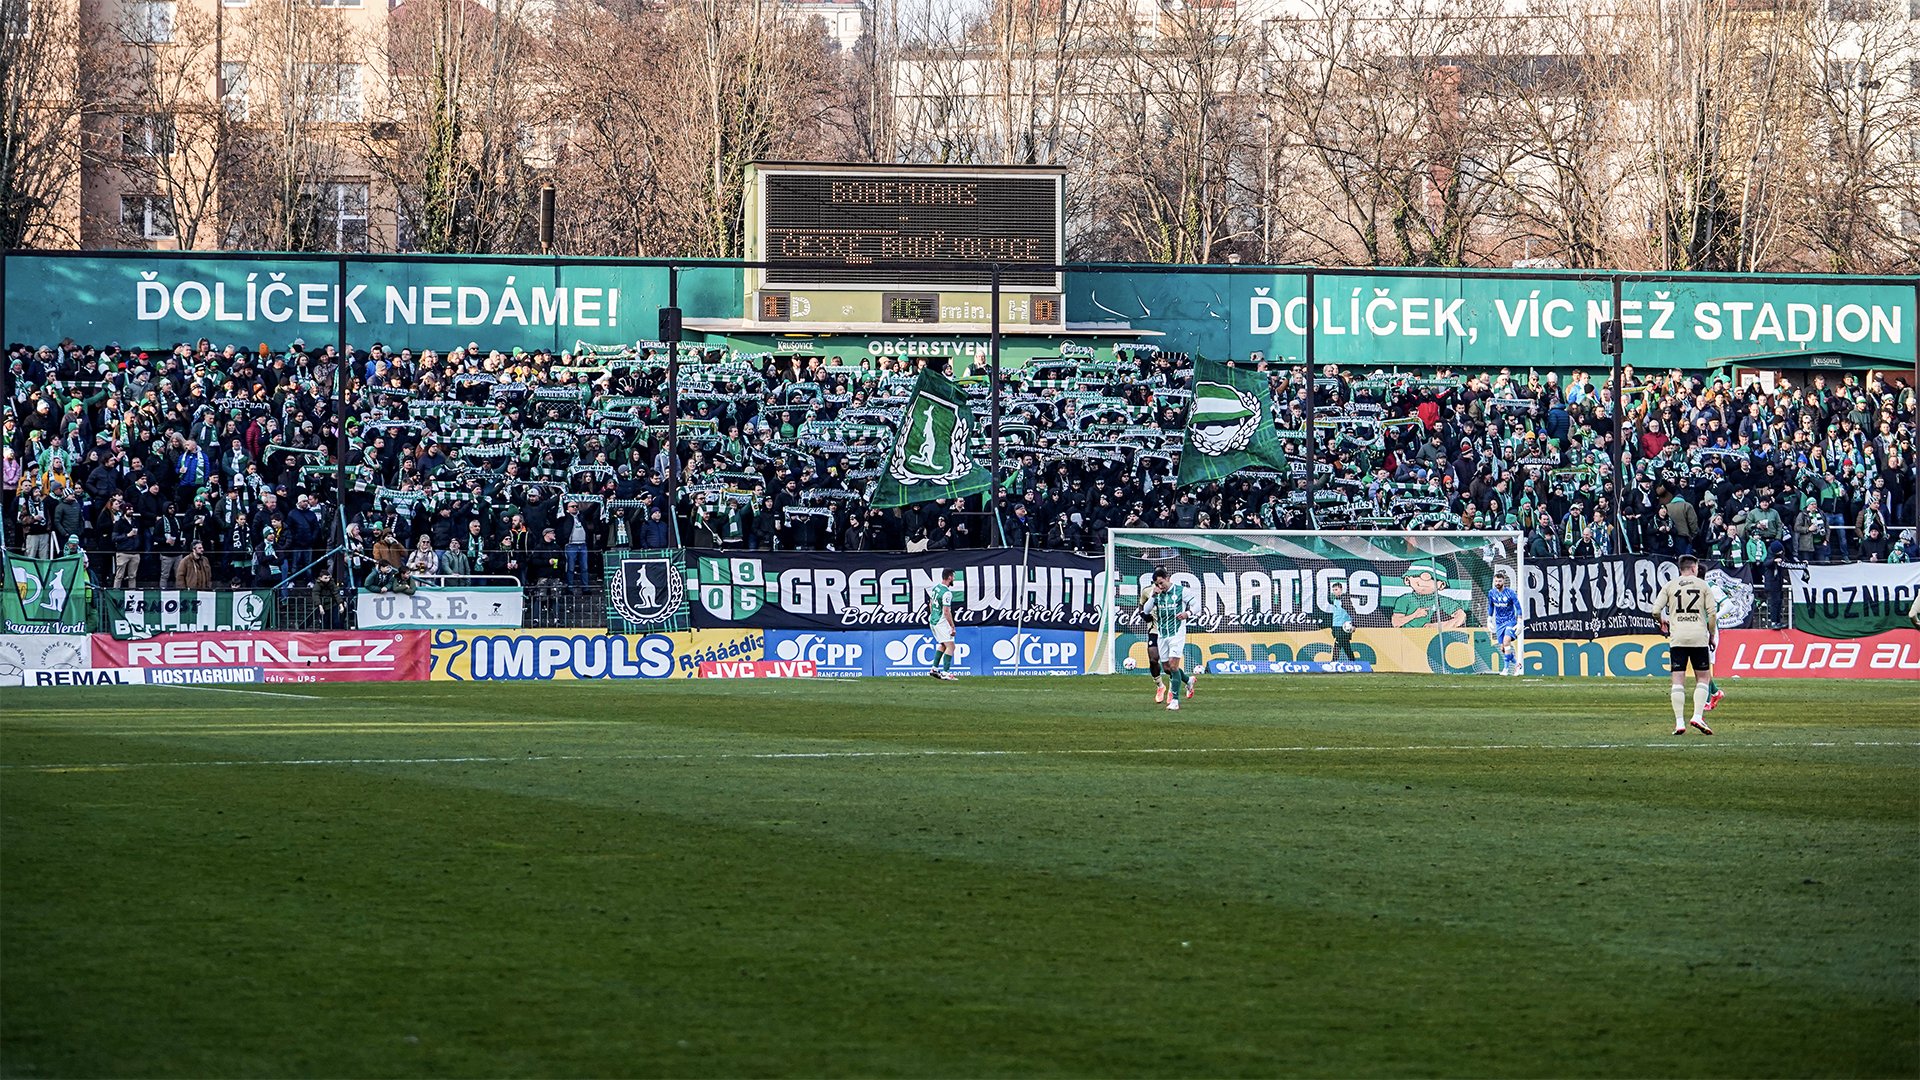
<box><xmin>756</xmin><ymin>167</ymin><xmax>1063</xmax><ymax>290</ymax></box>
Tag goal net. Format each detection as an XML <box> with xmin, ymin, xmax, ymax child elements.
<box><xmin>1095</xmin><ymin>530</ymin><xmax>1525</xmax><ymax>676</ymax></box>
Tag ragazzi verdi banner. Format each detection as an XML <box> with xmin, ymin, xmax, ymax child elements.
<box><xmin>1524</xmin><ymin>556</ymin><xmax>1757</xmax><ymax>639</ymax></box>
<box><xmin>1108</xmin><ymin>627</ymin><xmax>1673</xmax><ymax>677</ymax></box>
<box><xmin>1720</xmin><ymin>629</ymin><xmax>1920</xmax><ymax>679</ymax></box>
<box><xmin>1790</xmin><ymin>564</ymin><xmax>1920</xmax><ymax>639</ymax></box>
<box><xmin>429</xmin><ymin>628</ymin><xmax>766</xmax><ymax>681</ymax></box>
<box><xmin>92</xmin><ymin>630</ymin><xmax>428</xmax><ymax>683</ymax></box>
<box><xmin>689</xmin><ymin>549</ymin><xmax>1103</xmax><ymax>631</ymax></box>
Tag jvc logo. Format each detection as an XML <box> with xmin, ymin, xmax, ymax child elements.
<box><xmin>990</xmin><ymin>633</ymin><xmax>1080</xmax><ymax>670</ymax></box>
<box><xmin>772</xmin><ymin>634</ymin><xmax>864</xmax><ymax>668</ymax></box>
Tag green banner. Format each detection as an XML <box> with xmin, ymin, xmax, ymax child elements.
<box><xmin>2</xmin><ymin>253</ymin><xmax>739</xmax><ymax>355</ymax></box>
<box><xmin>870</xmin><ymin>367</ymin><xmax>993</xmax><ymax>508</ymax></box>
<box><xmin>95</xmin><ymin>589</ymin><xmax>276</xmax><ymax>639</ymax></box>
<box><xmin>3</xmin><ymin>552</ymin><xmax>90</xmax><ymax>635</ymax></box>
<box><xmin>605</xmin><ymin>549</ymin><xmax>690</xmax><ymax>633</ymax></box>
<box><xmin>1177</xmin><ymin>358</ymin><xmax>1289</xmax><ymax>487</ymax></box>
<box><xmin>1791</xmin><ymin>563</ymin><xmax>1920</xmax><ymax>638</ymax></box>
<box><xmin>1068</xmin><ymin>269</ymin><xmax>1912</xmax><ymax>369</ymax></box>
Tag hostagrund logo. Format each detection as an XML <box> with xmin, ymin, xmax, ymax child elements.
<box><xmin>611</xmin><ymin>555</ymin><xmax>685</xmax><ymax>628</ymax></box>
<box><xmin>1187</xmin><ymin>380</ymin><xmax>1259</xmax><ymax>456</ymax></box>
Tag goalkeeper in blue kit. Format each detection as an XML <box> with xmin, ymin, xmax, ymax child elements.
<box><xmin>1488</xmin><ymin>569</ymin><xmax>1522</xmax><ymax>676</ymax></box>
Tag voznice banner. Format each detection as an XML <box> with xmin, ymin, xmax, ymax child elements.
<box><xmin>1522</xmin><ymin>555</ymin><xmax>1757</xmax><ymax>639</ymax></box>
<box><xmin>688</xmin><ymin>549</ymin><xmax>1105</xmax><ymax>631</ymax></box>
<box><xmin>1789</xmin><ymin>563</ymin><xmax>1920</xmax><ymax>638</ymax></box>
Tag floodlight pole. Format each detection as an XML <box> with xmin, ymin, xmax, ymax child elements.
<box><xmin>335</xmin><ymin>254</ymin><xmax>350</xmax><ymax>573</ymax></box>
<box><xmin>1303</xmin><ymin>271</ymin><xmax>1316</xmax><ymax>529</ymax></box>
<box><xmin>990</xmin><ymin>263</ymin><xmax>1003</xmax><ymax>547</ymax></box>
<box><xmin>1610</xmin><ymin>274</ymin><xmax>1625</xmax><ymax>533</ymax></box>
<box><xmin>665</xmin><ymin>265</ymin><xmax>682</xmax><ymax>541</ymax></box>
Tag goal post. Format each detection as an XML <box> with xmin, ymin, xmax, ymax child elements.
<box><xmin>1095</xmin><ymin>530</ymin><xmax>1526</xmax><ymax>676</ymax></box>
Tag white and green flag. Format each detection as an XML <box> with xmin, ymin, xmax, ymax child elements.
<box><xmin>97</xmin><ymin>590</ymin><xmax>276</xmax><ymax>639</ymax></box>
<box><xmin>871</xmin><ymin>367</ymin><xmax>992</xmax><ymax>508</ymax></box>
<box><xmin>2</xmin><ymin>552</ymin><xmax>90</xmax><ymax>635</ymax></box>
<box><xmin>1177</xmin><ymin>358</ymin><xmax>1289</xmax><ymax>487</ymax></box>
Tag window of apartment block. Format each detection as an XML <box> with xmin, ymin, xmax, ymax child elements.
<box><xmin>300</xmin><ymin>64</ymin><xmax>363</xmax><ymax>123</ymax></box>
<box><xmin>121</xmin><ymin>195</ymin><xmax>176</xmax><ymax>239</ymax></box>
<box><xmin>126</xmin><ymin>0</ymin><xmax>174</xmax><ymax>42</ymax></box>
<box><xmin>299</xmin><ymin>181</ymin><xmax>369</xmax><ymax>251</ymax></box>
<box><xmin>310</xmin><ymin>0</ymin><xmax>365</xmax><ymax>8</ymax></box>
<box><xmin>1826</xmin><ymin>0</ymin><xmax>1870</xmax><ymax>17</ymax></box>
<box><xmin>220</xmin><ymin>63</ymin><xmax>249</xmax><ymax>120</ymax></box>
<box><xmin>121</xmin><ymin>114</ymin><xmax>176</xmax><ymax>156</ymax></box>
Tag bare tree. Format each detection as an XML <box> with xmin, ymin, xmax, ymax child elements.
<box><xmin>1622</xmin><ymin>0</ymin><xmax>1799</xmax><ymax>271</ymax></box>
<box><xmin>1783</xmin><ymin>0</ymin><xmax>1920</xmax><ymax>271</ymax></box>
<box><xmin>358</xmin><ymin>0</ymin><xmax>548</xmax><ymax>253</ymax></box>
<box><xmin>85</xmin><ymin>0</ymin><xmax>239</xmax><ymax>249</ymax></box>
<box><xmin>1261</xmin><ymin>0</ymin><xmax>1512</xmax><ymax>267</ymax></box>
<box><xmin>547</xmin><ymin>0</ymin><xmax>835</xmax><ymax>257</ymax></box>
<box><xmin>219</xmin><ymin>0</ymin><xmax>364</xmax><ymax>251</ymax></box>
<box><xmin>0</xmin><ymin>0</ymin><xmax>89</xmax><ymax>248</ymax></box>
<box><xmin>1082</xmin><ymin>0</ymin><xmax>1260</xmax><ymax>264</ymax></box>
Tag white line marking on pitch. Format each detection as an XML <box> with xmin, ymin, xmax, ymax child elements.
<box><xmin>149</xmin><ymin>685</ymin><xmax>327</xmax><ymax>700</ymax></box>
<box><xmin>3</xmin><ymin>740</ymin><xmax>1915</xmax><ymax>773</ymax></box>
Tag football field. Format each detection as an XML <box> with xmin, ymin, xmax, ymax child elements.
<box><xmin>2</xmin><ymin>675</ymin><xmax>1915</xmax><ymax>1077</ymax></box>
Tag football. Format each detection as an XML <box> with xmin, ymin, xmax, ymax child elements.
<box><xmin>1123</xmin><ymin>657</ymin><xmax>1138</xmax><ymax>669</ymax></box>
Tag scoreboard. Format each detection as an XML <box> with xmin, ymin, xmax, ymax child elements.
<box><xmin>747</xmin><ymin>163</ymin><xmax>1064</xmax><ymax>301</ymax></box>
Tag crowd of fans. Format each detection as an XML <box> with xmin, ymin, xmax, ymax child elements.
<box><xmin>5</xmin><ymin>335</ymin><xmax>1915</xmax><ymax>625</ymax></box>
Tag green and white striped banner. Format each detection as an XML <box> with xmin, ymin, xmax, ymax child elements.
<box><xmin>96</xmin><ymin>590</ymin><xmax>276</xmax><ymax>640</ymax></box>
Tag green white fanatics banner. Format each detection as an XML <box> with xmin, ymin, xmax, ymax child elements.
<box><xmin>97</xmin><ymin>589</ymin><xmax>276</xmax><ymax>639</ymax></box>
<box><xmin>1791</xmin><ymin>563</ymin><xmax>1920</xmax><ymax>638</ymax></box>
<box><xmin>2</xmin><ymin>552</ymin><xmax>90</xmax><ymax>635</ymax></box>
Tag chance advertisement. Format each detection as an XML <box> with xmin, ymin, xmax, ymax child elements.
<box><xmin>0</xmin><ymin>634</ymin><xmax>93</xmax><ymax>686</ymax></box>
<box><xmin>428</xmin><ymin>628</ymin><xmax>766</xmax><ymax>681</ymax></box>
<box><xmin>356</xmin><ymin>587</ymin><xmax>524</xmax><ymax>630</ymax></box>
<box><xmin>97</xmin><ymin>589</ymin><xmax>275</xmax><ymax>639</ymax></box>
<box><xmin>1524</xmin><ymin>556</ymin><xmax>1757</xmax><ymax>639</ymax></box>
<box><xmin>92</xmin><ymin>631</ymin><xmax>430</xmax><ymax>683</ymax></box>
<box><xmin>689</xmin><ymin>549</ymin><xmax>1104</xmax><ymax>631</ymax></box>
<box><xmin>1789</xmin><ymin>564</ymin><xmax>1920</xmax><ymax>639</ymax></box>
<box><xmin>1720</xmin><ymin>629</ymin><xmax>1920</xmax><ymax>679</ymax></box>
<box><xmin>1108</xmin><ymin>627</ymin><xmax>1674</xmax><ymax>677</ymax></box>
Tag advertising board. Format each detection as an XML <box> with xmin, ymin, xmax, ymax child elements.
<box><xmin>427</xmin><ymin>628</ymin><xmax>766</xmax><ymax>681</ymax></box>
<box><xmin>1107</xmin><ymin>628</ymin><xmax>1674</xmax><ymax>677</ymax></box>
<box><xmin>356</xmin><ymin>588</ymin><xmax>525</xmax><ymax>630</ymax></box>
<box><xmin>0</xmin><ymin>634</ymin><xmax>93</xmax><ymax>686</ymax></box>
<box><xmin>92</xmin><ymin>631</ymin><xmax>429</xmax><ymax>683</ymax></box>
<box><xmin>1719</xmin><ymin>629</ymin><xmax>1920</xmax><ymax>679</ymax></box>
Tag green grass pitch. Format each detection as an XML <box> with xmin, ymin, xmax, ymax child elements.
<box><xmin>2</xmin><ymin>674</ymin><xmax>1915</xmax><ymax>1078</ymax></box>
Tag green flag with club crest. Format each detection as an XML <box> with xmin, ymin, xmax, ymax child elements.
<box><xmin>871</xmin><ymin>367</ymin><xmax>992</xmax><ymax>508</ymax></box>
<box><xmin>1177</xmin><ymin>358</ymin><xmax>1289</xmax><ymax>487</ymax></box>
<box><xmin>2</xmin><ymin>551</ymin><xmax>90</xmax><ymax>635</ymax></box>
